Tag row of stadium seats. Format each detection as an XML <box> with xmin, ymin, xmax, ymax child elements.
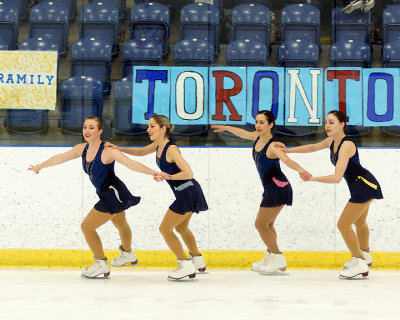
<box><xmin>1</xmin><ymin>2</ymin><xmax>400</xmax><ymax>67</ymax></box>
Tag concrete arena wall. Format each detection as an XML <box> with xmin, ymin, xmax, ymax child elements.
<box><xmin>0</xmin><ymin>147</ymin><xmax>399</xmax><ymax>268</ymax></box>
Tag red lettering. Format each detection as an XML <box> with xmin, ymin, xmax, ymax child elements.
<box><xmin>327</xmin><ymin>70</ymin><xmax>360</xmax><ymax>122</ymax></box>
<box><xmin>212</xmin><ymin>71</ymin><xmax>243</xmax><ymax>121</ymax></box>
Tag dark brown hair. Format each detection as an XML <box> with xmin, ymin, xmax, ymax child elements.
<box><xmin>256</xmin><ymin>110</ymin><xmax>276</xmax><ymax>125</ymax></box>
<box><xmin>327</xmin><ymin>110</ymin><xmax>347</xmax><ymax>128</ymax></box>
<box><xmin>85</xmin><ymin>116</ymin><xmax>103</xmax><ymax>130</ymax></box>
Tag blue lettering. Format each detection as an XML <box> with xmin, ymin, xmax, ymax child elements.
<box><xmin>136</xmin><ymin>69</ymin><xmax>168</xmax><ymax>119</ymax></box>
<box><xmin>17</xmin><ymin>74</ymin><xmax>27</xmax><ymax>84</ymax></box>
<box><xmin>367</xmin><ymin>72</ymin><xmax>394</xmax><ymax>122</ymax></box>
<box><xmin>46</xmin><ymin>75</ymin><xmax>55</xmax><ymax>85</ymax></box>
<box><xmin>37</xmin><ymin>75</ymin><xmax>45</xmax><ymax>85</ymax></box>
<box><xmin>252</xmin><ymin>71</ymin><xmax>279</xmax><ymax>119</ymax></box>
<box><xmin>6</xmin><ymin>74</ymin><xmax>14</xmax><ymax>84</ymax></box>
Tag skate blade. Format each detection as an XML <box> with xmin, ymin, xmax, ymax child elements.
<box><xmin>112</xmin><ymin>261</ymin><xmax>139</xmax><ymax>268</ymax></box>
<box><xmin>259</xmin><ymin>270</ymin><xmax>288</xmax><ymax>276</ymax></box>
<box><xmin>339</xmin><ymin>271</ymin><xmax>369</xmax><ymax>280</ymax></box>
<box><xmin>81</xmin><ymin>272</ymin><xmax>111</xmax><ymax>279</ymax></box>
<box><xmin>167</xmin><ymin>273</ymin><xmax>196</xmax><ymax>281</ymax></box>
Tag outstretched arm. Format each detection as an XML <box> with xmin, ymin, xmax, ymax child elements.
<box><xmin>309</xmin><ymin>141</ymin><xmax>354</xmax><ymax>184</ymax></box>
<box><xmin>105</xmin><ymin>148</ymin><xmax>159</xmax><ymax>176</ymax></box>
<box><xmin>119</xmin><ymin>142</ymin><xmax>158</xmax><ymax>157</ymax></box>
<box><xmin>285</xmin><ymin>138</ymin><xmax>332</xmax><ymax>154</ymax></box>
<box><xmin>270</xmin><ymin>146</ymin><xmax>311</xmax><ymax>180</ymax></box>
<box><xmin>28</xmin><ymin>144</ymin><xmax>84</xmax><ymax>174</ymax></box>
<box><xmin>211</xmin><ymin>125</ymin><xmax>258</xmax><ymax>141</ymax></box>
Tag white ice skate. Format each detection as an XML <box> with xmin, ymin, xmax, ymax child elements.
<box><xmin>251</xmin><ymin>251</ymin><xmax>272</xmax><ymax>272</ymax></box>
<box><xmin>361</xmin><ymin>0</ymin><xmax>375</xmax><ymax>13</ymax></box>
<box><xmin>111</xmin><ymin>245</ymin><xmax>138</xmax><ymax>267</ymax></box>
<box><xmin>189</xmin><ymin>253</ymin><xmax>206</xmax><ymax>272</ymax></box>
<box><xmin>343</xmin><ymin>251</ymin><xmax>372</xmax><ymax>269</ymax></box>
<box><xmin>341</xmin><ymin>0</ymin><xmax>364</xmax><ymax>14</ymax></box>
<box><xmin>340</xmin><ymin>257</ymin><xmax>369</xmax><ymax>279</ymax></box>
<box><xmin>168</xmin><ymin>260</ymin><xmax>196</xmax><ymax>280</ymax></box>
<box><xmin>259</xmin><ymin>253</ymin><xmax>287</xmax><ymax>275</ymax></box>
<box><xmin>81</xmin><ymin>257</ymin><xmax>111</xmax><ymax>278</ymax></box>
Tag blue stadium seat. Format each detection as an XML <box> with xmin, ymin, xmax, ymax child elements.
<box><xmin>275</xmin><ymin>126</ymin><xmax>316</xmax><ymax>138</ymax></box>
<box><xmin>2</xmin><ymin>0</ymin><xmax>28</xmax><ymax>20</ymax></box>
<box><xmin>226</xmin><ymin>39</ymin><xmax>268</xmax><ymax>66</ymax></box>
<box><xmin>281</xmin><ymin>3</ymin><xmax>320</xmax><ymax>46</ymax></box>
<box><xmin>70</xmin><ymin>37</ymin><xmax>112</xmax><ymax>95</ymax></box>
<box><xmin>113</xmin><ymin>77</ymin><xmax>148</xmax><ymax>135</ymax></box>
<box><xmin>382</xmin><ymin>126</ymin><xmax>400</xmax><ymax>137</ymax></box>
<box><xmin>122</xmin><ymin>38</ymin><xmax>163</xmax><ymax>78</ymax></box>
<box><xmin>80</xmin><ymin>2</ymin><xmax>119</xmax><ymax>55</ymax></box>
<box><xmin>89</xmin><ymin>0</ymin><xmax>126</xmax><ymax>19</ymax></box>
<box><xmin>37</xmin><ymin>0</ymin><xmax>76</xmax><ymax>21</ymax></box>
<box><xmin>130</xmin><ymin>2</ymin><xmax>170</xmax><ymax>57</ymax></box>
<box><xmin>0</xmin><ymin>1</ymin><xmax>19</xmax><ymax>50</ymax></box>
<box><xmin>4</xmin><ymin>109</ymin><xmax>49</xmax><ymax>134</ymax></box>
<box><xmin>330</xmin><ymin>40</ymin><xmax>371</xmax><ymax>68</ymax></box>
<box><xmin>29</xmin><ymin>1</ymin><xmax>69</xmax><ymax>55</ymax></box>
<box><xmin>231</xmin><ymin>3</ymin><xmax>271</xmax><ymax>50</ymax></box>
<box><xmin>19</xmin><ymin>36</ymin><xmax>59</xmax><ymax>52</ymax></box>
<box><xmin>383</xmin><ymin>4</ymin><xmax>400</xmax><ymax>44</ymax></box>
<box><xmin>180</xmin><ymin>2</ymin><xmax>220</xmax><ymax>55</ymax></box>
<box><xmin>278</xmin><ymin>39</ymin><xmax>319</xmax><ymax>67</ymax></box>
<box><xmin>0</xmin><ymin>38</ymin><xmax>7</xmax><ymax>49</ymax></box>
<box><xmin>345</xmin><ymin>125</ymin><xmax>371</xmax><ymax>139</ymax></box>
<box><xmin>332</xmin><ymin>6</ymin><xmax>371</xmax><ymax>44</ymax></box>
<box><xmin>173</xmin><ymin>38</ymin><xmax>215</xmax><ymax>66</ymax></box>
<box><xmin>195</xmin><ymin>0</ymin><xmax>224</xmax><ymax>19</ymax></box>
<box><xmin>61</xmin><ymin>76</ymin><xmax>103</xmax><ymax>134</ymax></box>
<box><xmin>383</xmin><ymin>40</ymin><xmax>400</xmax><ymax>68</ymax></box>
<box><xmin>234</xmin><ymin>0</ymin><xmax>273</xmax><ymax>9</ymax></box>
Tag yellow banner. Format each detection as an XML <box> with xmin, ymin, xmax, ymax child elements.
<box><xmin>0</xmin><ymin>51</ymin><xmax>57</xmax><ymax>110</ymax></box>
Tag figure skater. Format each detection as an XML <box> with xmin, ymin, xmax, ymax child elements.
<box><xmin>29</xmin><ymin>116</ymin><xmax>161</xmax><ymax>278</ymax></box>
<box><xmin>117</xmin><ymin>115</ymin><xmax>208</xmax><ymax>280</ymax></box>
<box><xmin>212</xmin><ymin>110</ymin><xmax>310</xmax><ymax>274</ymax></box>
<box><xmin>282</xmin><ymin>110</ymin><xmax>383</xmax><ymax>279</ymax></box>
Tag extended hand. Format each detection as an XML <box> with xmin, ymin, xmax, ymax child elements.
<box><xmin>273</xmin><ymin>142</ymin><xmax>286</xmax><ymax>151</ymax></box>
<box><xmin>28</xmin><ymin>165</ymin><xmax>40</xmax><ymax>174</ymax></box>
<box><xmin>103</xmin><ymin>141</ymin><xmax>119</xmax><ymax>149</ymax></box>
<box><xmin>154</xmin><ymin>172</ymin><xmax>171</xmax><ymax>182</ymax></box>
<box><xmin>211</xmin><ymin>125</ymin><xmax>227</xmax><ymax>133</ymax></box>
<box><xmin>299</xmin><ymin>169</ymin><xmax>312</xmax><ymax>181</ymax></box>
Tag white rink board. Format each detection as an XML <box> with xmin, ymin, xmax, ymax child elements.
<box><xmin>0</xmin><ymin>147</ymin><xmax>398</xmax><ymax>252</ymax></box>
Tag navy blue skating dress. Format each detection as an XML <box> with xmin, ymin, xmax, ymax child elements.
<box><xmin>156</xmin><ymin>141</ymin><xmax>208</xmax><ymax>215</ymax></box>
<box><xmin>330</xmin><ymin>136</ymin><xmax>383</xmax><ymax>203</ymax></box>
<box><xmin>82</xmin><ymin>142</ymin><xmax>141</xmax><ymax>214</ymax></box>
<box><xmin>253</xmin><ymin>137</ymin><xmax>293</xmax><ymax>207</ymax></box>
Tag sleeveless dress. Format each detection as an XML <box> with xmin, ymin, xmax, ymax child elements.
<box><xmin>330</xmin><ymin>136</ymin><xmax>383</xmax><ymax>203</ymax></box>
<box><xmin>156</xmin><ymin>141</ymin><xmax>208</xmax><ymax>215</ymax></box>
<box><xmin>253</xmin><ymin>137</ymin><xmax>293</xmax><ymax>207</ymax></box>
<box><xmin>82</xmin><ymin>142</ymin><xmax>141</xmax><ymax>214</ymax></box>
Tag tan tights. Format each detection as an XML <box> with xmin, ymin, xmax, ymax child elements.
<box><xmin>81</xmin><ymin>208</ymin><xmax>132</xmax><ymax>260</ymax></box>
<box><xmin>337</xmin><ymin>200</ymin><xmax>373</xmax><ymax>258</ymax></box>
<box><xmin>254</xmin><ymin>205</ymin><xmax>284</xmax><ymax>254</ymax></box>
<box><xmin>159</xmin><ymin>210</ymin><xmax>201</xmax><ymax>261</ymax></box>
